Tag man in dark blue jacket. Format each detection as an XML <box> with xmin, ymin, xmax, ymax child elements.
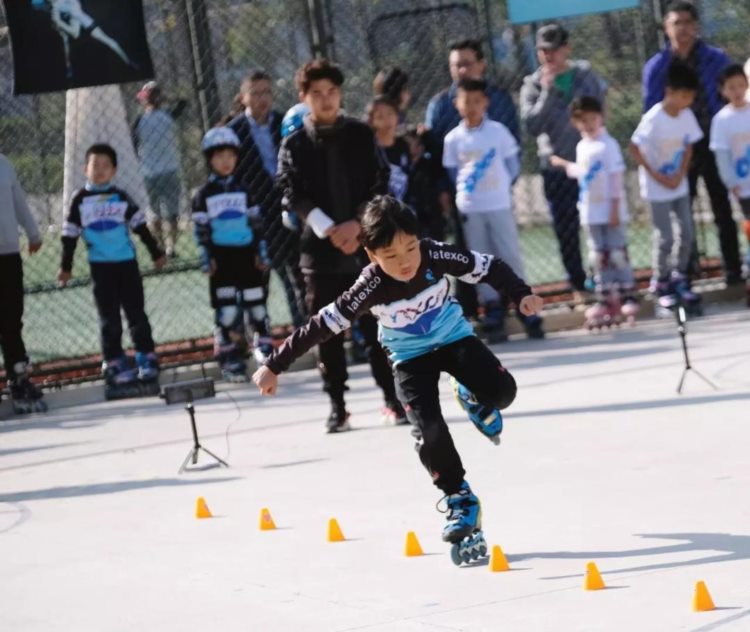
<box><xmin>642</xmin><ymin>0</ymin><xmax>741</xmax><ymax>283</ymax></box>
<box><xmin>229</xmin><ymin>71</ymin><xmax>306</xmax><ymax>325</ymax></box>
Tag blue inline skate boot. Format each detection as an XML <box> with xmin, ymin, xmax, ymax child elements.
<box><xmin>135</xmin><ymin>351</ymin><xmax>160</xmax><ymax>382</ymax></box>
<box><xmin>671</xmin><ymin>272</ymin><xmax>703</xmax><ymax>316</ymax></box>
<box><xmin>449</xmin><ymin>377</ymin><xmax>502</xmax><ymax>445</ymax></box>
<box><xmin>439</xmin><ymin>481</ymin><xmax>488</xmax><ymax>565</ymax></box>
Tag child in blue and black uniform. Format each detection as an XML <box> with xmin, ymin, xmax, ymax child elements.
<box><xmin>192</xmin><ymin>127</ymin><xmax>272</xmax><ymax>382</ymax></box>
<box><xmin>58</xmin><ymin>144</ymin><xmax>165</xmax><ymax>388</ymax></box>
<box><xmin>253</xmin><ymin>195</ymin><xmax>544</xmax><ymax>550</ymax></box>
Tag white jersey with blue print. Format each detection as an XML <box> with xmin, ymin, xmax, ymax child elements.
<box><xmin>442</xmin><ymin>118</ymin><xmax>519</xmax><ymax>213</ymax></box>
<box><xmin>574</xmin><ymin>129</ymin><xmax>629</xmax><ymax>225</ymax></box>
<box><xmin>191</xmin><ymin>176</ymin><xmax>258</xmax><ymax>249</ymax></box>
<box><xmin>631</xmin><ymin>103</ymin><xmax>704</xmax><ymax>202</ymax></box>
<box><xmin>709</xmin><ymin>102</ymin><xmax>750</xmax><ymax>199</ymax></box>
<box><xmin>63</xmin><ymin>186</ymin><xmax>143</xmax><ymax>263</ymax></box>
<box><xmin>265</xmin><ymin>239</ymin><xmax>533</xmax><ymax>374</ymax></box>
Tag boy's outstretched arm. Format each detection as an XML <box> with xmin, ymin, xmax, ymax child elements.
<box><xmin>428</xmin><ymin>240</ymin><xmax>543</xmax><ymax>315</ymax></box>
<box><xmin>252</xmin><ymin>269</ymin><xmax>383</xmax><ymax>395</ymax></box>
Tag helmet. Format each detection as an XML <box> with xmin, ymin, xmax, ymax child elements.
<box><xmin>281</xmin><ymin>103</ymin><xmax>310</xmax><ymax>138</ymax></box>
<box><xmin>201</xmin><ymin>127</ymin><xmax>241</xmax><ymax>154</ymax></box>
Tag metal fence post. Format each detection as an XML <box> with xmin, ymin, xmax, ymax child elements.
<box><xmin>183</xmin><ymin>0</ymin><xmax>221</xmax><ymax>130</ymax></box>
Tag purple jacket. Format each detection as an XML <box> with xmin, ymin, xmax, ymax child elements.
<box><xmin>642</xmin><ymin>40</ymin><xmax>730</xmax><ymax>121</ymax></box>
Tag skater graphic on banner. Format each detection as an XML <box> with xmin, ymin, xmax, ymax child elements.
<box><xmin>3</xmin><ymin>0</ymin><xmax>154</xmax><ymax>94</ymax></box>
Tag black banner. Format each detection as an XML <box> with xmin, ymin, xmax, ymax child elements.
<box><xmin>4</xmin><ymin>0</ymin><xmax>155</xmax><ymax>95</ymax></box>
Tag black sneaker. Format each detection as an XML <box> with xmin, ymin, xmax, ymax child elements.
<box><xmin>326</xmin><ymin>405</ymin><xmax>351</xmax><ymax>434</ymax></box>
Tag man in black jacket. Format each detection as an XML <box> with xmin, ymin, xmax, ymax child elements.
<box><xmin>229</xmin><ymin>71</ymin><xmax>306</xmax><ymax>326</ymax></box>
<box><xmin>277</xmin><ymin>59</ymin><xmax>406</xmax><ymax>433</ymax></box>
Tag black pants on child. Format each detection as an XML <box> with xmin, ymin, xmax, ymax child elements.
<box><xmin>210</xmin><ymin>245</ymin><xmax>269</xmax><ymax>344</ymax></box>
<box><xmin>304</xmin><ymin>272</ymin><xmax>397</xmax><ymax>407</ymax></box>
<box><xmin>0</xmin><ymin>253</ymin><xmax>28</xmax><ymax>379</ymax></box>
<box><xmin>394</xmin><ymin>335</ymin><xmax>517</xmax><ymax>495</ymax></box>
<box><xmin>91</xmin><ymin>260</ymin><xmax>155</xmax><ymax>361</ymax></box>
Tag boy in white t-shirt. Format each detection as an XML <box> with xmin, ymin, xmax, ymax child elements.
<box><xmin>551</xmin><ymin>97</ymin><xmax>639</xmax><ymax>327</ymax></box>
<box><xmin>710</xmin><ymin>63</ymin><xmax>750</xmax><ymax>280</ymax></box>
<box><xmin>629</xmin><ymin>62</ymin><xmax>704</xmax><ymax>310</ymax></box>
<box><xmin>443</xmin><ymin>78</ymin><xmax>544</xmax><ymax>340</ymax></box>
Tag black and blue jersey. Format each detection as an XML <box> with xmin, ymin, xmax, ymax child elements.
<box><xmin>191</xmin><ymin>175</ymin><xmax>263</xmax><ymax>258</ymax></box>
<box><xmin>266</xmin><ymin>239</ymin><xmax>532</xmax><ymax>373</ymax></box>
<box><xmin>61</xmin><ymin>185</ymin><xmax>162</xmax><ymax>271</ymax></box>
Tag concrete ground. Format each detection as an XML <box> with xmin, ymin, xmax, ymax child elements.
<box><xmin>2</xmin><ymin>304</ymin><xmax>749</xmax><ymax>631</ymax></box>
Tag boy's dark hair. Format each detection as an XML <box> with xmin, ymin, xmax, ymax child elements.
<box><xmin>456</xmin><ymin>78</ymin><xmax>488</xmax><ymax>95</ymax></box>
<box><xmin>366</xmin><ymin>95</ymin><xmax>399</xmax><ymax>124</ymax></box>
<box><xmin>373</xmin><ymin>67</ymin><xmax>408</xmax><ymax>103</ymax></box>
<box><xmin>295</xmin><ymin>59</ymin><xmax>345</xmax><ymax>94</ymax></box>
<box><xmin>449</xmin><ymin>38</ymin><xmax>484</xmax><ymax>61</ymax></box>
<box><xmin>240</xmin><ymin>70</ymin><xmax>272</xmax><ymax>91</ymax></box>
<box><xmin>718</xmin><ymin>63</ymin><xmax>747</xmax><ymax>87</ymax></box>
<box><xmin>666</xmin><ymin>61</ymin><xmax>699</xmax><ymax>92</ymax></box>
<box><xmin>85</xmin><ymin>143</ymin><xmax>118</xmax><ymax>168</ymax></box>
<box><xmin>361</xmin><ymin>195</ymin><xmax>419</xmax><ymax>251</ymax></box>
<box><xmin>664</xmin><ymin>0</ymin><xmax>699</xmax><ymax>21</ymax></box>
<box><xmin>570</xmin><ymin>96</ymin><xmax>603</xmax><ymax>118</ymax></box>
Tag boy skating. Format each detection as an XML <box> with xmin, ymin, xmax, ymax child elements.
<box><xmin>551</xmin><ymin>97</ymin><xmax>640</xmax><ymax>329</ymax></box>
<box><xmin>252</xmin><ymin>196</ymin><xmax>544</xmax><ymax>563</ymax></box>
<box><xmin>0</xmin><ymin>153</ymin><xmax>46</xmax><ymax>414</ymax></box>
<box><xmin>58</xmin><ymin>144</ymin><xmax>165</xmax><ymax>398</ymax></box>
<box><xmin>629</xmin><ymin>62</ymin><xmax>704</xmax><ymax>315</ymax></box>
<box><xmin>192</xmin><ymin>127</ymin><xmax>272</xmax><ymax>382</ymax></box>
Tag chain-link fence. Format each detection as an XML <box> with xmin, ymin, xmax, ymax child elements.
<box><xmin>1</xmin><ymin>0</ymin><xmax>749</xmax><ymax>381</ymax></box>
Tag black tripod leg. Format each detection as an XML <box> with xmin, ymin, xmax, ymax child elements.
<box><xmin>199</xmin><ymin>446</ymin><xmax>229</xmax><ymax>468</ymax></box>
<box><xmin>179</xmin><ymin>448</ymin><xmax>199</xmax><ymax>474</ymax></box>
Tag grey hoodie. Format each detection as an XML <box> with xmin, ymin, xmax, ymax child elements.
<box><xmin>520</xmin><ymin>60</ymin><xmax>607</xmax><ymax>167</ymax></box>
<box><xmin>0</xmin><ymin>154</ymin><xmax>41</xmax><ymax>255</ymax></box>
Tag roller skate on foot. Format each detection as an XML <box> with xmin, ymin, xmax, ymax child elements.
<box><xmin>620</xmin><ymin>294</ymin><xmax>640</xmax><ymax>326</ymax></box>
<box><xmin>135</xmin><ymin>351</ymin><xmax>160</xmax><ymax>382</ymax></box>
<box><xmin>671</xmin><ymin>272</ymin><xmax>702</xmax><ymax>316</ymax></box>
<box><xmin>217</xmin><ymin>345</ymin><xmax>249</xmax><ymax>383</ymax></box>
<box><xmin>326</xmin><ymin>403</ymin><xmax>351</xmax><ymax>434</ymax></box>
<box><xmin>522</xmin><ymin>313</ymin><xmax>545</xmax><ymax>339</ymax></box>
<box><xmin>8</xmin><ymin>362</ymin><xmax>47</xmax><ymax>414</ymax></box>
<box><xmin>650</xmin><ymin>279</ymin><xmax>677</xmax><ymax>318</ymax></box>
<box><xmin>103</xmin><ymin>356</ymin><xmax>142</xmax><ymax>400</ymax></box>
<box><xmin>449</xmin><ymin>377</ymin><xmax>502</xmax><ymax>445</ymax></box>
<box><xmin>251</xmin><ymin>333</ymin><xmax>274</xmax><ymax>367</ymax></box>
<box><xmin>382</xmin><ymin>400</ymin><xmax>408</xmax><ymax>426</ymax></box>
<box><xmin>439</xmin><ymin>481</ymin><xmax>487</xmax><ymax>565</ymax></box>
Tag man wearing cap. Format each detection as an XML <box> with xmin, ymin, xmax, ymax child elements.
<box><xmin>133</xmin><ymin>81</ymin><xmax>184</xmax><ymax>258</ymax></box>
<box><xmin>520</xmin><ymin>24</ymin><xmax>607</xmax><ymax>295</ymax></box>
<box><xmin>642</xmin><ymin>0</ymin><xmax>740</xmax><ymax>284</ymax></box>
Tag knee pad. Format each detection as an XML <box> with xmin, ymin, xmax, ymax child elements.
<box><xmin>609</xmin><ymin>248</ymin><xmax>629</xmax><ymax>270</ymax></box>
<box><xmin>247</xmin><ymin>304</ymin><xmax>268</xmax><ymax>323</ymax></box>
<box><xmin>493</xmin><ymin>367</ymin><xmax>517</xmax><ymax>410</ymax></box>
<box><xmin>241</xmin><ymin>287</ymin><xmax>265</xmax><ymax>304</ymax></box>
<box><xmin>215</xmin><ymin>305</ymin><xmax>242</xmax><ymax>330</ymax></box>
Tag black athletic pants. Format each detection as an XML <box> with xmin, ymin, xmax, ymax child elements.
<box><xmin>304</xmin><ymin>272</ymin><xmax>397</xmax><ymax>407</ymax></box>
<box><xmin>0</xmin><ymin>253</ymin><xmax>28</xmax><ymax>379</ymax></box>
<box><xmin>90</xmin><ymin>260</ymin><xmax>155</xmax><ymax>361</ymax></box>
<box><xmin>394</xmin><ymin>335</ymin><xmax>517</xmax><ymax>495</ymax></box>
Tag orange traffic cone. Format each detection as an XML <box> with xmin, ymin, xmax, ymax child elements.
<box><xmin>259</xmin><ymin>507</ymin><xmax>276</xmax><ymax>531</ymax></box>
<box><xmin>489</xmin><ymin>545</ymin><xmax>510</xmax><ymax>572</ymax></box>
<box><xmin>405</xmin><ymin>531</ymin><xmax>424</xmax><ymax>556</ymax></box>
<box><xmin>584</xmin><ymin>562</ymin><xmax>605</xmax><ymax>590</ymax></box>
<box><xmin>693</xmin><ymin>581</ymin><xmax>716</xmax><ymax>611</ymax></box>
<box><xmin>195</xmin><ymin>497</ymin><xmax>212</xmax><ymax>519</ymax></box>
<box><xmin>328</xmin><ymin>518</ymin><xmax>345</xmax><ymax>542</ymax></box>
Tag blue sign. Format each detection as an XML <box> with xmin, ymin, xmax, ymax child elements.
<box><xmin>508</xmin><ymin>0</ymin><xmax>639</xmax><ymax>24</ymax></box>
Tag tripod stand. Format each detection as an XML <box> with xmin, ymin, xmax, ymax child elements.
<box><xmin>178</xmin><ymin>392</ymin><xmax>229</xmax><ymax>473</ymax></box>
<box><xmin>675</xmin><ymin>304</ymin><xmax>717</xmax><ymax>394</ymax></box>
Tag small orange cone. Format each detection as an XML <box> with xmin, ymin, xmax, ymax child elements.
<box><xmin>327</xmin><ymin>518</ymin><xmax>345</xmax><ymax>542</ymax></box>
<box><xmin>195</xmin><ymin>497</ymin><xmax>212</xmax><ymax>519</ymax></box>
<box><xmin>405</xmin><ymin>531</ymin><xmax>424</xmax><ymax>556</ymax></box>
<box><xmin>258</xmin><ymin>507</ymin><xmax>276</xmax><ymax>531</ymax></box>
<box><xmin>693</xmin><ymin>581</ymin><xmax>716</xmax><ymax>611</ymax></box>
<box><xmin>584</xmin><ymin>562</ymin><xmax>605</xmax><ymax>590</ymax></box>
<box><xmin>489</xmin><ymin>545</ymin><xmax>510</xmax><ymax>572</ymax></box>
